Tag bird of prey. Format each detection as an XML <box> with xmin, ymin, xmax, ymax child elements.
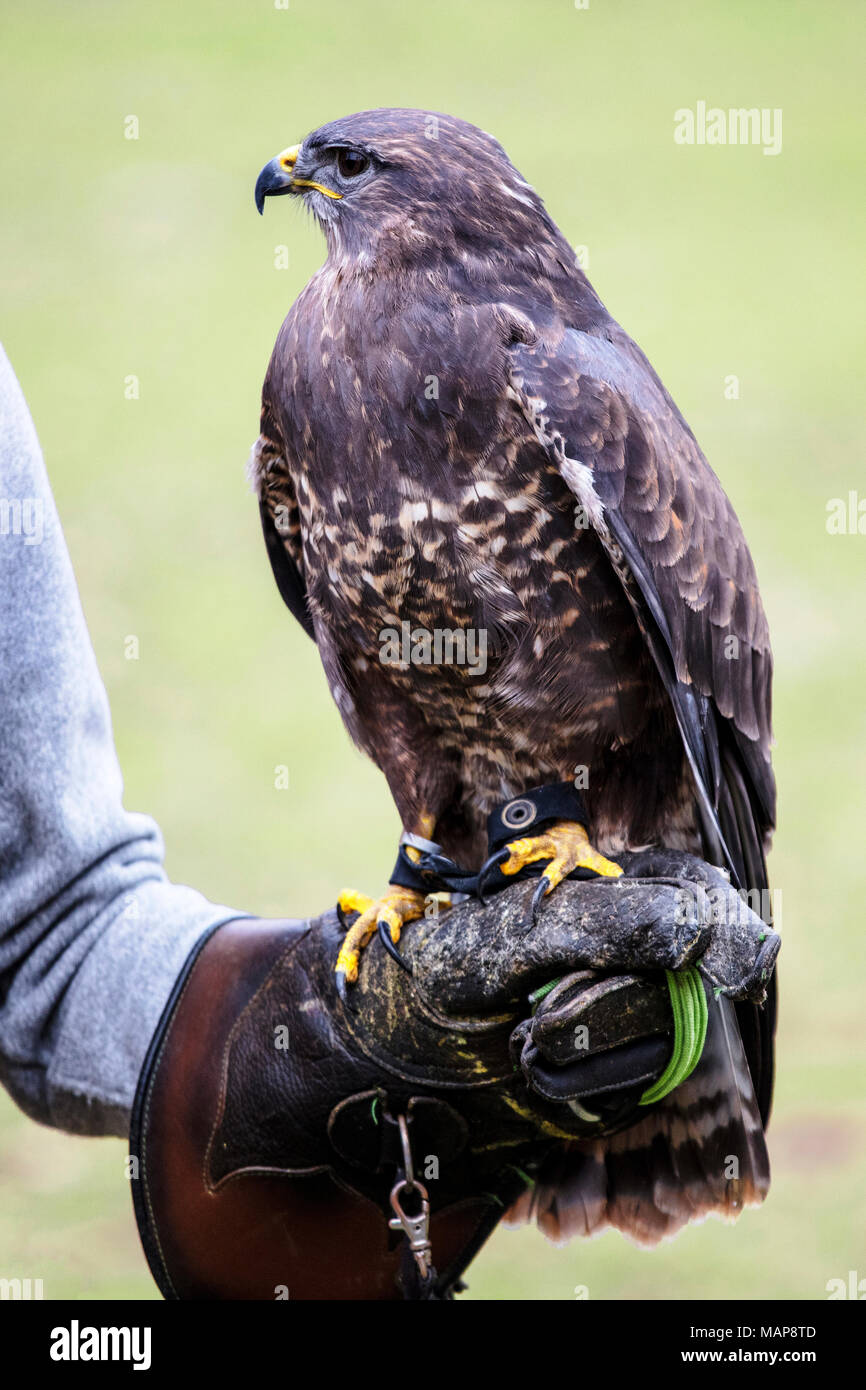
<box><xmin>251</xmin><ymin>109</ymin><xmax>776</xmax><ymax>1243</ymax></box>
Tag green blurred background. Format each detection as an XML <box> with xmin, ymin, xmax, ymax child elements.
<box><xmin>1</xmin><ymin>0</ymin><xmax>863</xmax><ymax>1300</ymax></box>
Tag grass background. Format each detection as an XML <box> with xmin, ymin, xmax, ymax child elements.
<box><xmin>1</xmin><ymin>0</ymin><xmax>863</xmax><ymax>1300</ymax></box>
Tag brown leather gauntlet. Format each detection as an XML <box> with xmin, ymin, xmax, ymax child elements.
<box><xmin>130</xmin><ymin>913</ymin><xmax>537</xmax><ymax>1301</ymax></box>
<box><xmin>130</xmin><ymin>854</ymin><xmax>778</xmax><ymax>1300</ymax></box>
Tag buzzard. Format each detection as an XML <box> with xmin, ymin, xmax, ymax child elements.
<box><xmin>251</xmin><ymin>109</ymin><xmax>776</xmax><ymax>1242</ymax></box>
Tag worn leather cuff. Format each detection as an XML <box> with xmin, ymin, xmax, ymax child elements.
<box><xmin>130</xmin><ymin>915</ymin><xmax>548</xmax><ymax>1301</ymax></box>
<box><xmin>486</xmin><ymin>781</ymin><xmax>590</xmax><ymax>854</ymax></box>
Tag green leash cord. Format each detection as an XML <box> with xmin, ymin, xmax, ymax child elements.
<box><xmin>638</xmin><ymin>967</ymin><xmax>708</xmax><ymax>1105</ymax></box>
<box><xmin>528</xmin><ymin>967</ymin><xmax>709</xmax><ymax>1106</ymax></box>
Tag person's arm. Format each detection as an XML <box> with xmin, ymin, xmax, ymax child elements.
<box><xmin>0</xmin><ymin>345</ymin><xmax>241</xmax><ymax>1137</ymax></box>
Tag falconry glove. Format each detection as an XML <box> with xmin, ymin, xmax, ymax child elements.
<box><xmin>131</xmin><ymin>848</ymin><xmax>778</xmax><ymax>1300</ymax></box>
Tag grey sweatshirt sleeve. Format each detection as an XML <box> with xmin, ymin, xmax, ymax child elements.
<box><xmin>0</xmin><ymin>345</ymin><xmax>242</xmax><ymax>1138</ymax></box>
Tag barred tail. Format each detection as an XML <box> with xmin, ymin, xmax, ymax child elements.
<box><xmin>509</xmin><ymin>993</ymin><xmax>769</xmax><ymax>1246</ymax></box>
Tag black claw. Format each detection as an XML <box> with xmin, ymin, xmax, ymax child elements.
<box><xmin>476</xmin><ymin>847</ymin><xmax>510</xmax><ymax>905</ymax></box>
<box><xmin>335</xmin><ymin>968</ymin><xmax>349</xmax><ymax>1004</ymax></box>
<box><xmin>530</xmin><ymin>874</ymin><xmax>551</xmax><ymax>927</ymax></box>
<box><xmin>336</xmin><ymin>901</ymin><xmax>348</xmax><ymax>931</ymax></box>
<box><xmin>377</xmin><ymin>919</ymin><xmax>413</xmax><ymax>974</ymax></box>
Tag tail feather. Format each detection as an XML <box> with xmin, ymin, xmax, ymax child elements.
<box><xmin>512</xmin><ymin>993</ymin><xmax>769</xmax><ymax>1246</ymax></box>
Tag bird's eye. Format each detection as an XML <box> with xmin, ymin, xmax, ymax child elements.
<box><xmin>335</xmin><ymin>149</ymin><xmax>370</xmax><ymax>179</ymax></box>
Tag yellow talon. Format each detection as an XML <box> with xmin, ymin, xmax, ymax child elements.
<box><xmin>501</xmin><ymin>819</ymin><xmax>623</xmax><ymax>894</ymax></box>
<box><xmin>337</xmin><ymin>888</ymin><xmax>374</xmax><ymax>916</ymax></box>
<box><xmin>335</xmin><ymin>813</ymin><xmax>448</xmax><ymax>987</ymax></box>
<box><xmin>335</xmin><ymin>934</ymin><xmax>365</xmax><ymax>984</ymax></box>
<box><xmin>335</xmin><ymin>885</ymin><xmax>428</xmax><ymax>985</ymax></box>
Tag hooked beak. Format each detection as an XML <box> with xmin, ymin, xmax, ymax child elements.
<box><xmin>254</xmin><ymin>143</ymin><xmax>343</xmax><ymax>214</ymax></box>
<box><xmin>254</xmin><ymin>145</ymin><xmax>300</xmax><ymax>214</ymax></box>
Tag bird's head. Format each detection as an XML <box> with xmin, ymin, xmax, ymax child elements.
<box><xmin>254</xmin><ymin>108</ymin><xmax>565</xmax><ymax>270</ymax></box>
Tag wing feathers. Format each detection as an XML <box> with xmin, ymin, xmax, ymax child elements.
<box><xmin>249</xmin><ymin>433</ymin><xmax>314</xmax><ymax>640</ymax></box>
<box><xmin>504</xmin><ymin>322</ymin><xmax>778</xmax><ymax>1244</ymax></box>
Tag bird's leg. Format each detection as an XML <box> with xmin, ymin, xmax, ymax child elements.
<box><xmin>335</xmin><ymin>813</ymin><xmax>454</xmax><ymax>997</ymax></box>
<box><xmin>494</xmin><ymin>819</ymin><xmax>623</xmax><ymax>925</ymax></box>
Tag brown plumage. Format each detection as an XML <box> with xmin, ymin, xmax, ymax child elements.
<box><xmin>251</xmin><ymin>109</ymin><xmax>776</xmax><ymax>1245</ymax></box>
